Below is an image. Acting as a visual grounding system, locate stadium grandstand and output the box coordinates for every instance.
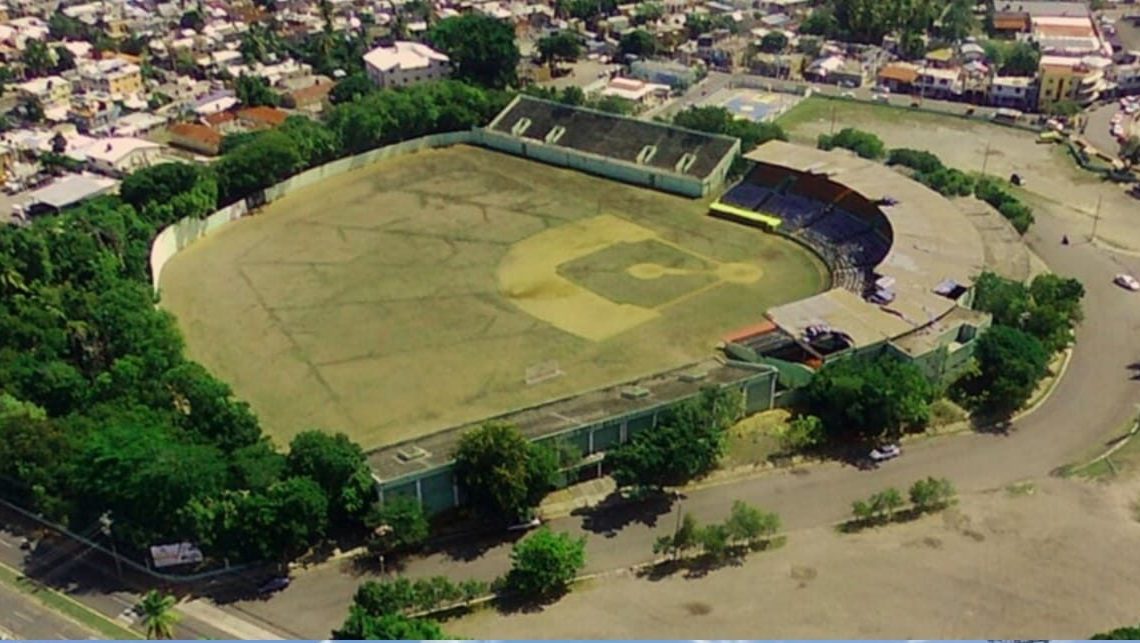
[480,95,739,197]
[715,140,991,387]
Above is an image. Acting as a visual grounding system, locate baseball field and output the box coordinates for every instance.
[158,145,828,451]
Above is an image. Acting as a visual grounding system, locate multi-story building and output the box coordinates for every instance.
[1037,54,1107,109]
[78,59,144,98]
[363,41,450,89]
[69,95,122,134]
[17,75,72,109]
[916,67,963,99]
[988,76,1036,109]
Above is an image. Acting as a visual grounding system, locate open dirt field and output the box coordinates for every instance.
[159,145,826,450]
[450,476,1140,638]
[778,98,1140,254]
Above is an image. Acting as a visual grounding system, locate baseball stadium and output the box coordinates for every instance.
[154,95,991,514]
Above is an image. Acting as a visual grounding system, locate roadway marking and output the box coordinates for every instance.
[11,611,32,623]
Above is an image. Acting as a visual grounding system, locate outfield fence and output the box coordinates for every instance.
[149,130,480,292]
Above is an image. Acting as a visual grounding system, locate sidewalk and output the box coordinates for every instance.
[178,599,288,640]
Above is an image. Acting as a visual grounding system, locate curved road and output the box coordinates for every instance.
[242,201,1140,638]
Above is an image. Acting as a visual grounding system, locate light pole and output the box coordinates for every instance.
[1091,192,1103,241]
[99,512,122,578]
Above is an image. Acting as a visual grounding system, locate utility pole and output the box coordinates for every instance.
[830,103,836,135]
[1091,192,1102,241]
[980,140,992,176]
[99,512,122,578]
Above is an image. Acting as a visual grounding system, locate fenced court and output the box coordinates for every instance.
[158,145,827,451]
[705,88,801,123]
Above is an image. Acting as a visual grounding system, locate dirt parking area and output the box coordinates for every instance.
[450,476,1140,638]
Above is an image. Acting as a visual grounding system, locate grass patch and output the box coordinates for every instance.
[929,398,967,428]
[1067,424,1140,481]
[722,409,787,467]
[1005,481,1036,496]
[0,562,141,640]
[776,96,957,137]
[557,239,717,308]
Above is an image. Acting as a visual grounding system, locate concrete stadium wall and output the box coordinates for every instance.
[377,367,779,515]
[148,130,479,292]
[476,129,711,198]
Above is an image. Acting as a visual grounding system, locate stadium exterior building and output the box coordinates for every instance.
[366,104,992,514]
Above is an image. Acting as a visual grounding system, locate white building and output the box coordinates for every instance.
[79,137,164,177]
[363,41,450,89]
[988,76,1035,107]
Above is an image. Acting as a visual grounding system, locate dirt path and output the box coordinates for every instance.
[450,477,1140,639]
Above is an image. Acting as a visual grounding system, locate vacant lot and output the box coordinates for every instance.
[777,97,1140,253]
[160,145,826,450]
[450,475,1140,638]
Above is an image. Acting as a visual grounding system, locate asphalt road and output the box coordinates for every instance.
[239,195,1140,638]
[0,575,98,640]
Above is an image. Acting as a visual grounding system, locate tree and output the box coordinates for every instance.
[938,0,977,43]
[799,8,838,37]
[672,105,787,150]
[52,46,75,73]
[334,608,448,640]
[723,500,780,547]
[180,9,205,31]
[214,130,305,204]
[697,523,730,560]
[635,1,664,24]
[981,40,1006,69]
[607,388,741,491]
[235,74,280,107]
[619,29,657,58]
[817,127,885,159]
[779,414,825,452]
[1093,626,1140,640]
[137,590,180,639]
[1002,41,1040,76]
[537,31,582,69]
[365,495,429,555]
[958,325,1049,415]
[506,527,586,597]
[119,162,218,226]
[287,430,374,523]
[887,148,944,174]
[330,72,373,104]
[453,422,559,521]
[870,487,904,521]
[654,512,700,560]
[428,14,519,89]
[898,30,927,60]
[21,40,53,78]
[803,354,935,441]
[759,31,788,53]
[1047,99,1081,118]
[908,476,955,511]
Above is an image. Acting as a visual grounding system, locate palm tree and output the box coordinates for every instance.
[136,590,180,640]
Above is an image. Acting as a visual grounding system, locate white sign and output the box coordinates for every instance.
[149,542,204,568]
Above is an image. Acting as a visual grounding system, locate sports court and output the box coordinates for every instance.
[158,145,827,450]
[706,88,801,122]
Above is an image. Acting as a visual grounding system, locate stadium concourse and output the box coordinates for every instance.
[715,140,991,386]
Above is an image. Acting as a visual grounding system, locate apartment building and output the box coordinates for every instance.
[363,41,450,88]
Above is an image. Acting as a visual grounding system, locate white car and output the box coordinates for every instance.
[841,90,856,98]
[1114,273,1140,291]
[869,444,902,462]
[507,516,542,531]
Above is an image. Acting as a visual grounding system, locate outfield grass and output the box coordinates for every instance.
[0,562,141,640]
[160,145,828,451]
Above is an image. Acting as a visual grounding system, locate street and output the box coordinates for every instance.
[0,572,98,640]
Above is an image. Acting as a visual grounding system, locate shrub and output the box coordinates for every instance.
[886,148,944,174]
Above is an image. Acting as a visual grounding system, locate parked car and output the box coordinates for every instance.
[507,516,543,531]
[869,444,902,462]
[258,576,291,595]
[1114,273,1140,291]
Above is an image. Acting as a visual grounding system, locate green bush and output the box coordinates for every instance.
[817,128,885,159]
[886,148,944,174]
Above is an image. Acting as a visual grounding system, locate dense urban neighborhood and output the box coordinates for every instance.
[1,0,1140,639]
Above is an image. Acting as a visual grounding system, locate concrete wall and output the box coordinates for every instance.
[476,129,712,198]
[149,130,478,292]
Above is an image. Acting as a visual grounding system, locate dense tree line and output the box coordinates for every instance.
[953,271,1084,415]
[0,77,513,566]
[802,354,936,443]
[887,147,975,196]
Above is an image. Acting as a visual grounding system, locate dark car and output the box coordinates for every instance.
[258,576,291,595]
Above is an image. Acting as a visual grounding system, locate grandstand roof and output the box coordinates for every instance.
[487,95,739,181]
[745,141,987,347]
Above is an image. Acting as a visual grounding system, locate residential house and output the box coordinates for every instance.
[111,112,168,138]
[236,106,289,130]
[68,96,121,134]
[1030,15,1110,58]
[805,55,865,87]
[916,67,963,99]
[1114,62,1140,96]
[362,41,450,88]
[283,80,335,111]
[876,62,920,93]
[988,75,1036,108]
[749,52,800,79]
[82,137,163,176]
[169,123,222,156]
[1037,54,1107,109]
[17,76,72,110]
[923,48,955,69]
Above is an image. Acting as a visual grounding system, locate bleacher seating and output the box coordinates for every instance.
[806,210,870,243]
[761,193,820,229]
[721,183,772,210]
[491,96,737,179]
